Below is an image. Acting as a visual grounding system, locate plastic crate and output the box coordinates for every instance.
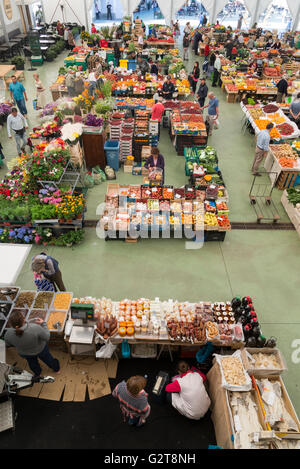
[131,343,157,358]
[104,140,120,171]
[128,59,136,71]
[119,59,128,69]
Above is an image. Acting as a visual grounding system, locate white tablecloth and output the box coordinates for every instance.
[0,244,32,286]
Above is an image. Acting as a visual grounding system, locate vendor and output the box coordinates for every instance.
[151,97,165,139]
[289,93,300,128]
[144,147,165,182]
[276,75,288,103]
[165,361,211,420]
[149,59,159,77]
[247,37,254,50]
[162,75,176,100]
[137,55,150,76]
[272,37,281,49]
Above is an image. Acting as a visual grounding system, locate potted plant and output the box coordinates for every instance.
[45,49,56,62]
[11,56,25,70]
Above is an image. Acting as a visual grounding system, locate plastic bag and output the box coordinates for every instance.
[214,119,219,130]
[33,99,37,110]
[83,172,94,188]
[92,169,102,185]
[96,339,117,358]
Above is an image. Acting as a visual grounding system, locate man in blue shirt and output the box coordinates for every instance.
[9,75,28,117]
[252,123,274,176]
[200,92,219,136]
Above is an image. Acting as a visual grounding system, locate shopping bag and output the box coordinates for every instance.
[96,339,117,358]
[33,98,37,110]
[214,119,220,130]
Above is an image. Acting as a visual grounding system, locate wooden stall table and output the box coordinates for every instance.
[145,41,175,49]
[0,64,16,90]
[264,147,300,189]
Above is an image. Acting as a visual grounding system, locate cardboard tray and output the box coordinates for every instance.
[241,347,287,376]
[253,374,300,439]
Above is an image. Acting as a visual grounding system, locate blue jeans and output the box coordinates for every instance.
[16,98,28,116]
[21,343,60,377]
[13,131,27,154]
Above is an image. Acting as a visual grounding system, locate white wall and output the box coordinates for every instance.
[0,0,23,36]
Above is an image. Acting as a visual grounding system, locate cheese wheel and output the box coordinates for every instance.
[119,327,126,337]
[126,327,134,336]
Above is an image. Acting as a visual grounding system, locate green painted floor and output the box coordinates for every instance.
[1,43,300,415]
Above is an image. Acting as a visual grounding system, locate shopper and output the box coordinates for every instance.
[74,105,83,123]
[151,97,165,138]
[276,75,288,103]
[107,2,112,20]
[112,375,150,427]
[272,38,281,49]
[4,310,60,379]
[165,361,210,420]
[114,43,121,67]
[64,26,69,49]
[31,253,66,292]
[225,39,234,59]
[190,61,200,94]
[144,147,165,182]
[149,60,159,77]
[7,107,28,156]
[184,22,192,36]
[88,69,98,98]
[162,75,175,100]
[9,75,28,117]
[247,37,254,50]
[183,33,190,61]
[137,55,150,76]
[237,33,244,45]
[33,73,46,110]
[65,70,76,97]
[68,28,76,50]
[204,42,210,59]
[252,123,274,176]
[202,15,207,26]
[197,78,208,108]
[200,92,219,137]
[56,20,64,36]
[237,14,243,30]
[91,23,97,34]
[212,52,221,87]
[289,93,300,128]
[193,29,202,56]
[34,272,55,292]
[74,72,85,96]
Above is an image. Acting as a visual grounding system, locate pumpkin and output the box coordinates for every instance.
[119,327,126,337]
[126,327,134,336]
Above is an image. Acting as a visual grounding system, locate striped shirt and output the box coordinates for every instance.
[112,381,151,424]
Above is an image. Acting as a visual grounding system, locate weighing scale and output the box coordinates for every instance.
[68,303,96,345]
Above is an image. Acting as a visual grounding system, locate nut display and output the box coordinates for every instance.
[0,287,19,302]
[33,292,54,309]
[15,292,36,308]
[47,311,67,330]
[28,309,48,321]
[206,321,219,339]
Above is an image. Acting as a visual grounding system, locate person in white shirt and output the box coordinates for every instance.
[212,52,222,87]
[238,33,244,45]
[88,70,97,97]
[7,107,28,156]
[184,22,192,36]
[165,361,211,420]
[138,34,144,49]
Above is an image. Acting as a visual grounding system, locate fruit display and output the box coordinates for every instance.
[52,292,72,311]
[278,157,294,168]
[277,123,295,136]
[270,144,298,160]
[263,104,279,114]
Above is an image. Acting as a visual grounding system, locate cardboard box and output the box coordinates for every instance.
[242,348,287,376]
[253,375,300,440]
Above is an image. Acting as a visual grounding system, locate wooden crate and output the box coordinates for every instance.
[276,171,299,190]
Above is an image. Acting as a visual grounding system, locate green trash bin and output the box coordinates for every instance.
[106,53,116,66]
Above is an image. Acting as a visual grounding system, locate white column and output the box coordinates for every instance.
[292,4,300,32]
[251,0,259,27]
[0,2,9,41]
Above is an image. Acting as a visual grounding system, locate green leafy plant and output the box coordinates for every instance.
[99,81,112,99]
[51,229,85,246]
[31,204,57,220]
[11,56,25,69]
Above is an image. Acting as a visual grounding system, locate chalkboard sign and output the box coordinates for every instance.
[28,32,41,56]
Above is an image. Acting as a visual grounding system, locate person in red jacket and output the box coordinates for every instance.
[204,43,210,59]
[91,23,97,34]
[165,361,211,420]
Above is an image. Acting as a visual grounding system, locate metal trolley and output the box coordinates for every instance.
[249,171,280,223]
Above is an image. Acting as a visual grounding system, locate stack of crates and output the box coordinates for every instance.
[120,120,134,161]
[109,118,122,140]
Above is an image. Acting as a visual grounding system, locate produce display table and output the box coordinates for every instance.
[0,244,32,286]
[146,41,175,49]
[0,65,16,90]
[264,146,300,188]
